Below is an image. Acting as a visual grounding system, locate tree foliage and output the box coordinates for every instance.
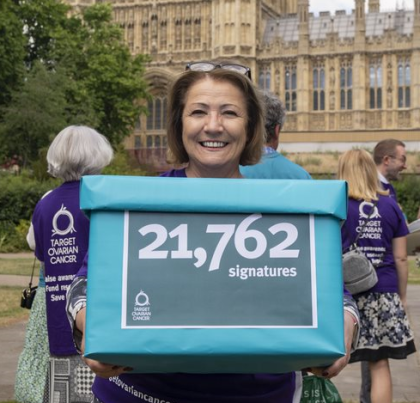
[0,0,25,107]
[0,0,149,166]
[0,62,69,166]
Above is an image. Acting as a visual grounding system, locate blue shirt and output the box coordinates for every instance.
[240,150,311,180]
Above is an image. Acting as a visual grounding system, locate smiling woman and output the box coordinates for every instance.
[66,62,360,403]
[166,67,265,177]
[181,77,248,178]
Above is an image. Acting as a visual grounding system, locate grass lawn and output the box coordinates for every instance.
[0,286,30,327]
[0,255,38,277]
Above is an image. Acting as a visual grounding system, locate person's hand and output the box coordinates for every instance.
[76,307,133,378]
[305,311,356,379]
[83,357,133,378]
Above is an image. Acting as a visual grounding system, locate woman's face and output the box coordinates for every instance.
[182,77,248,178]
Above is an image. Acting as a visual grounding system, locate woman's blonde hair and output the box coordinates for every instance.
[337,149,388,201]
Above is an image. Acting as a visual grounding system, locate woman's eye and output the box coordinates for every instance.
[190,109,206,116]
[223,110,238,117]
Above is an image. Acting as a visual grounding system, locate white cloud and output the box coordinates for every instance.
[310,0,414,15]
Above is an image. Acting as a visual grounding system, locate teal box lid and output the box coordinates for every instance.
[82,175,348,373]
[80,175,347,218]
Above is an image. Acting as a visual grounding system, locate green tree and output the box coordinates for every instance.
[17,0,70,67]
[0,0,25,108]
[57,4,150,145]
[0,1,149,165]
[0,62,69,166]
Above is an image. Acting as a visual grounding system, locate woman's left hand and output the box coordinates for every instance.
[306,311,356,379]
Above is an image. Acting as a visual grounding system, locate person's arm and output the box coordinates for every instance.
[26,222,36,250]
[393,236,408,307]
[307,293,359,379]
[66,275,132,378]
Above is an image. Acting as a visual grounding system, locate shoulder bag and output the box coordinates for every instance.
[20,257,38,309]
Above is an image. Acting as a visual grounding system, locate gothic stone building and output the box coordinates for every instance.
[67,0,420,170]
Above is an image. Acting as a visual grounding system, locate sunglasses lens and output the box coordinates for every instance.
[186,62,251,79]
[187,62,216,72]
[222,64,248,74]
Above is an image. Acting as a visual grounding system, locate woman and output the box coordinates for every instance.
[67,63,359,402]
[15,228,50,403]
[338,149,416,403]
[29,125,113,403]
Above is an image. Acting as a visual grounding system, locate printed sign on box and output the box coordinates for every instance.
[123,212,315,328]
[81,175,347,374]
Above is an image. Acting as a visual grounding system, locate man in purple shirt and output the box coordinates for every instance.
[361,139,407,403]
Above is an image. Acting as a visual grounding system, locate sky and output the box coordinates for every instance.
[310,0,414,15]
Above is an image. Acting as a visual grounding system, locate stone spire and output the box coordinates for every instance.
[297,0,309,53]
[368,0,380,13]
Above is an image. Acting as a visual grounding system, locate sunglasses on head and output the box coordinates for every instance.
[185,61,252,80]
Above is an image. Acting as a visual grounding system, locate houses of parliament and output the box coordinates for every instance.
[66,0,420,168]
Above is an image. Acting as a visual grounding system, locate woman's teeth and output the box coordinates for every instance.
[201,141,226,148]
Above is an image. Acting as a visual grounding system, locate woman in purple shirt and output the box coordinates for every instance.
[67,62,359,403]
[31,125,113,403]
[338,149,416,403]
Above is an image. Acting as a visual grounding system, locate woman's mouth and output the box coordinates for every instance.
[201,141,227,148]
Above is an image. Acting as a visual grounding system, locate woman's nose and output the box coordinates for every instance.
[204,112,222,132]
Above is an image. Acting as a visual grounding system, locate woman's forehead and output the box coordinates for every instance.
[185,77,246,104]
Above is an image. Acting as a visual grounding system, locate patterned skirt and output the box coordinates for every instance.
[349,292,416,363]
[46,354,95,403]
[15,286,49,403]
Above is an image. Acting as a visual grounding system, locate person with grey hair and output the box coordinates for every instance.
[17,125,113,403]
[240,90,311,179]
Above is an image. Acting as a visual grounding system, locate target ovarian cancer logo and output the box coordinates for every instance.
[48,204,79,264]
[132,290,151,321]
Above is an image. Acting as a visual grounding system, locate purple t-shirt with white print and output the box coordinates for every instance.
[32,181,89,355]
[341,195,408,293]
[83,168,300,403]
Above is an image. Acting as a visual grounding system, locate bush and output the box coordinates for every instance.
[393,175,420,223]
[0,170,58,224]
[102,146,151,176]
[0,170,58,251]
[0,219,31,252]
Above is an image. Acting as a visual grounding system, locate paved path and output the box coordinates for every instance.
[1,274,419,402]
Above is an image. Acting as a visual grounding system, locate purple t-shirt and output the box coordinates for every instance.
[380,181,398,202]
[87,168,300,403]
[341,195,409,293]
[33,181,89,355]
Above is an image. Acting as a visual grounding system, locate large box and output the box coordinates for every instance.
[81,175,348,374]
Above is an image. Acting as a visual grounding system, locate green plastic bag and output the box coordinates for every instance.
[300,375,343,403]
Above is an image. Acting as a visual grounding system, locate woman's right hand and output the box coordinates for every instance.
[77,307,133,378]
[83,357,132,378]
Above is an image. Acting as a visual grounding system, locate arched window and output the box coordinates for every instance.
[398,57,411,108]
[146,96,168,131]
[340,61,353,110]
[285,64,297,112]
[312,62,325,111]
[258,65,271,90]
[369,59,382,109]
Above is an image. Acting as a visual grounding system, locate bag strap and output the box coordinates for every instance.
[28,256,37,289]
